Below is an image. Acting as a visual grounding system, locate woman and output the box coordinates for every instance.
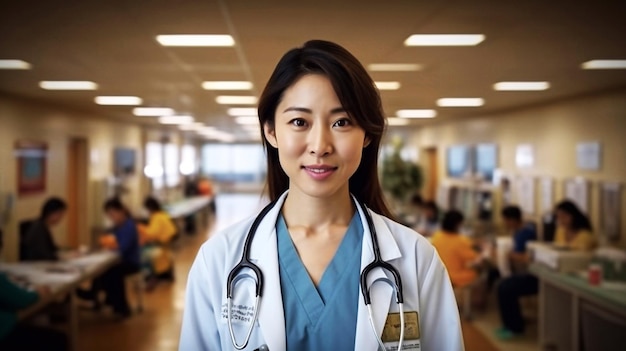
[79,198,140,318]
[138,196,177,287]
[553,200,596,250]
[21,197,67,261]
[180,40,462,350]
[431,210,479,288]
[414,200,440,237]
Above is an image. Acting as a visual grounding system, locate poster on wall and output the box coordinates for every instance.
[515,176,535,215]
[515,144,534,168]
[540,177,554,213]
[576,141,601,170]
[15,140,48,196]
[602,182,621,242]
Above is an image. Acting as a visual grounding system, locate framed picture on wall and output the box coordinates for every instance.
[15,140,48,196]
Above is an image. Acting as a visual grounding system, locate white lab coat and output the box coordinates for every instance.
[179,192,464,351]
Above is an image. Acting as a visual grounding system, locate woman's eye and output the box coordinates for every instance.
[333,118,351,128]
[289,118,307,127]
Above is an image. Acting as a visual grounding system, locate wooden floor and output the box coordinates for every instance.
[77,193,498,351]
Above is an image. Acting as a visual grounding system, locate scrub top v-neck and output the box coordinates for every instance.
[276,212,363,350]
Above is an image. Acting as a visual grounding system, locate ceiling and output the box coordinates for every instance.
[0,0,625,141]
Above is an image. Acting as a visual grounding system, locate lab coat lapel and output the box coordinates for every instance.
[354,204,402,351]
[250,192,288,351]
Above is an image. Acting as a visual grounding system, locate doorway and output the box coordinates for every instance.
[424,147,438,201]
[67,138,88,248]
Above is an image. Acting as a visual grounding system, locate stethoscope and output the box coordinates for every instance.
[226,199,405,351]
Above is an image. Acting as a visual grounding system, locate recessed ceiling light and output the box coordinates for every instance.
[437,98,484,107]
[159,115,195,125]
[216,95,258,105]
[235,116,260,125]
[404,34,485,46]
[396,109,437,118]
[39,81,98,90]
[133,107,175,116]
[0,59,32,69]
[493,81,550,91]
[368,63,422,72]
[581,59,626,70]
[156,34,235,47]
[387,117,411,126]
[202,81,253,90]
[374,81,401,90]
[95,96,143,105]
[227,107,258,116]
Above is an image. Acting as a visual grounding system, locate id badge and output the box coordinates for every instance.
[382,311,421,351]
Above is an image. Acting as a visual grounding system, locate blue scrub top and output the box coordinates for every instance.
[277,212,363,350]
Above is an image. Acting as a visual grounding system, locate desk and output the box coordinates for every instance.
[165,196,213,220]
[530,263,626,351]
[0,251,120,351]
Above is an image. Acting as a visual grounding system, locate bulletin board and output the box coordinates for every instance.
[514,175,535,215]
[564,178,590,214]
[15,140,48,196]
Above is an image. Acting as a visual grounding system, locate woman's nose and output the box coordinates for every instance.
[308,125,333,157]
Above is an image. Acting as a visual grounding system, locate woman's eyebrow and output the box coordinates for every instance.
[282,106,346,114]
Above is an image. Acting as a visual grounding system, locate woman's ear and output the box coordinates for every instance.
[363,135,372,148]
[264,123,278,148]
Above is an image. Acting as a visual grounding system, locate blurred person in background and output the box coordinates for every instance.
[431,210,479,288]
[21,197,67,261]
[78,198,140,318]
[553,200,595,250]
[415,200,439,237]
[0,230,67,351]
[138,196,177,290]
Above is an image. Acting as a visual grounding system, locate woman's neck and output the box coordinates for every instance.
[282,186,354,232]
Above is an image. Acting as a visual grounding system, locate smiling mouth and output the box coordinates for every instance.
[302,165,338,173]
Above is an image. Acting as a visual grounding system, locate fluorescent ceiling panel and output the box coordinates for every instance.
[374,81,401,90]
[133,107,175,116]
[437,98,484,107]
[396,109,437,118]
[156,34,234,47]
[404,34,485,46]
[95,96,143,105]
[39,81,98,90]
[216,95,258,105]
[581,59,626,69]
[387,117,410,126]
[202,81,253,90]
[0,59,31,69]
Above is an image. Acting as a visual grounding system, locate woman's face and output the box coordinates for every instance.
[265,74,369,200]
[105,208,126,226]
[555,209,572,228]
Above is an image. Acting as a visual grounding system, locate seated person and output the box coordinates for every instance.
[79,198,140,318]
[496,200,595,339]
[21,197,67,261]
[414,200,440,237]
[0,239,67,351]
[431,210,478,288]
[138,197,177,287]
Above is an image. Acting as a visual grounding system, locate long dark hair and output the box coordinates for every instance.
[555,200,592,232]
[257,40,392,218]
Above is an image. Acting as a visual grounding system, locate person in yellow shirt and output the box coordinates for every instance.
[137,197,177,290]
[431,210,478,288]
[553,200,596,251]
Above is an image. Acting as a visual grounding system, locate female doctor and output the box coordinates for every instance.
[179,40,464,351]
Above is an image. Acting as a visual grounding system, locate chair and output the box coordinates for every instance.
[19,219,36,261]
[125,272,145,313]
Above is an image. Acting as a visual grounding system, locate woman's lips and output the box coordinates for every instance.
[302,165,338,180]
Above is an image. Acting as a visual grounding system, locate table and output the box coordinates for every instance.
[165,195,213,220]
[0,251,120,351]
[530,263,626,351]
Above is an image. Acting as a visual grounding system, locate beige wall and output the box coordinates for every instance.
[0,95,144,261]
[405,88,626,248]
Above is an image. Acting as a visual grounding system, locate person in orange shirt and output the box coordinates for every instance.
[431,210,478,288]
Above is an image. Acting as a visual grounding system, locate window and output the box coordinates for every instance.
[145,142,164,189]
[201,143,265,182]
